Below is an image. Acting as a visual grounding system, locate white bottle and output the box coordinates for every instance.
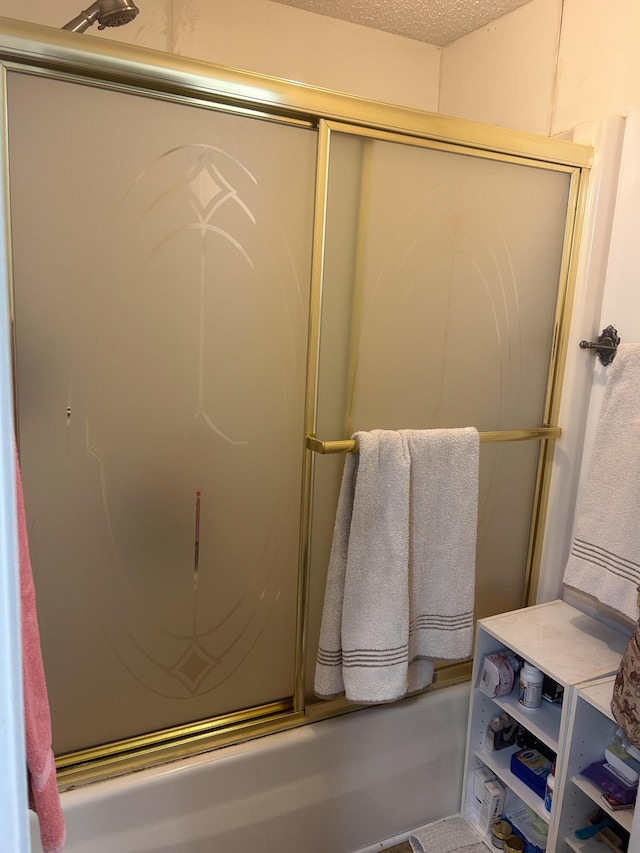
[544,762,555,812]
[519,661,543,709]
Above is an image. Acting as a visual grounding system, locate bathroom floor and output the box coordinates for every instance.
[384,844,412,852]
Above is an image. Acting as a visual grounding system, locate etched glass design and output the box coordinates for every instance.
[8,72,316,753]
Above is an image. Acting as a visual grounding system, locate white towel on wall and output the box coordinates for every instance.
[563,343,640,621]
[314,427,479,704]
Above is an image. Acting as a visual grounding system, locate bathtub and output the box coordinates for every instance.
[31,683,470,853]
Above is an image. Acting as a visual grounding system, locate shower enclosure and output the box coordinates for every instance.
[1,20,591,787]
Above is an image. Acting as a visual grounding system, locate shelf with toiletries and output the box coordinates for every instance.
[466,785,550,852]
[556,675,635,852]
[467,683,558,824]
[462,600,628,852]
[471,742,551,824]
[491,689,563,753]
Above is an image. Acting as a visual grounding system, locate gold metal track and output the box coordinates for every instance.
[306,426,562,455]
[0,17,592,168]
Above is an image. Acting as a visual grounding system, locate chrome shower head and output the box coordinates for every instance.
[62,0,140,33]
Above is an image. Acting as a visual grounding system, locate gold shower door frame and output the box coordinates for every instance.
[301,118,586,712]
[0,19,592,788]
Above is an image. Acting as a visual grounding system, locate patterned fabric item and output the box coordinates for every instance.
[611,589,640,749]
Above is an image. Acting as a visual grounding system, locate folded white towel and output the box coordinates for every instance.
[564,343,640,621]
[409,817,486,853]
[315,427,479,704]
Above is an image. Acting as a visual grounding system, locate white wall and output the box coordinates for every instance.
[172,0,440,110]
[0,0,441,111]
[439,0,562,134]
[553,0,640,348]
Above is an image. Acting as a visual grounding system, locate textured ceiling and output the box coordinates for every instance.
[269,0,534,45]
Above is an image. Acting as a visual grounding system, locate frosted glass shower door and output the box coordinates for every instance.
[8,72,316,754]
[306,125,576,683]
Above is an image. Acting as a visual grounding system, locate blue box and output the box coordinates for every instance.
[510,748,552,798]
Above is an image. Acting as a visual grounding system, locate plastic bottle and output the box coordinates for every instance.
[544,761,555,812]
[519,661,544,709]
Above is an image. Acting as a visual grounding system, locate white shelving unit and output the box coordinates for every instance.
[558,675,634,851]
[462,600,629,852]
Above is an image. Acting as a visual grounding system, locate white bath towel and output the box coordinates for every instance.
[564,343,640,621]
[409,817,486,853]
[315,430,411,703]
[314,427,479,704]
[314,445,360,700]
[402,428,479,675]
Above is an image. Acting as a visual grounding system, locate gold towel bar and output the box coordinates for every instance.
[306,427,562,455]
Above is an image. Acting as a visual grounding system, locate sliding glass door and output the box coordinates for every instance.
[8,70,317,754]
[304,123,577,691]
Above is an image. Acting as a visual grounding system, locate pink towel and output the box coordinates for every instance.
[16,448,66,852]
